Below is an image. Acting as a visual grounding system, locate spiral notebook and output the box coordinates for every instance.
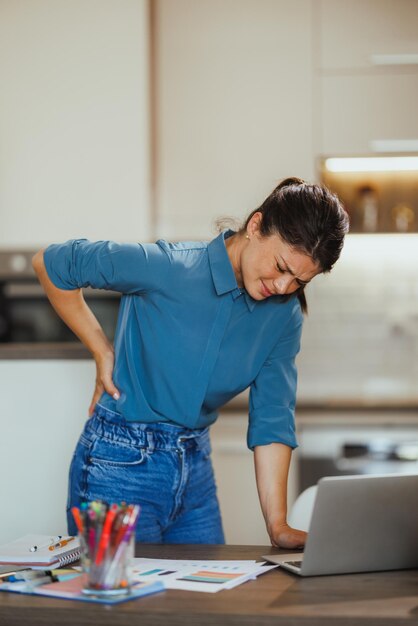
[0,535,80,567]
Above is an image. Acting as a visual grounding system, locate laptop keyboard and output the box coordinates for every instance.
[286,561,303,568]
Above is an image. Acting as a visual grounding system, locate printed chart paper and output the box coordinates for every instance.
[131,558,277,593]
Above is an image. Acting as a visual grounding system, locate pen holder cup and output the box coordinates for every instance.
[72,501,140,598]
[80,534,135,597]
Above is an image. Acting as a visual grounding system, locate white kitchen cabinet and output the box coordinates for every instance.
[321,73,418,155]
[318,0,418,155]
[0,0,151,247]
[320,0,418,71]
[0,360,95,544]
[155,0,315,240]
[210,412,299,545]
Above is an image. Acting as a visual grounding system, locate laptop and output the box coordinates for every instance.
[264,473,418,576]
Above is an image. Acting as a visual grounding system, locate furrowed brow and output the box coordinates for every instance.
[280,256,310,286]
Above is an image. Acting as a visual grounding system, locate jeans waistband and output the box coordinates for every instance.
[88,403,210,451]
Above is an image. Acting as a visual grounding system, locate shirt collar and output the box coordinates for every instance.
[207,230,256,312]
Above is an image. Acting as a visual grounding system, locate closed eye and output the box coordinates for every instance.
[277,263,306,286]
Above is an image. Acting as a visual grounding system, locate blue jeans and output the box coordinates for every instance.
[66,404,225,544]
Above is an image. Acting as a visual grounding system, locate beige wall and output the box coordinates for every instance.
[0,0,150,247]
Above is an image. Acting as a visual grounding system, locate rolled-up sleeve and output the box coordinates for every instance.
[43,239,171,294]
[247,304,303,450]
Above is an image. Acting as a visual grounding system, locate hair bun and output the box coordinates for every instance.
[275,177,305,191]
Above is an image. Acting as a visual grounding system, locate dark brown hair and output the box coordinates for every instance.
[242,177,349,312]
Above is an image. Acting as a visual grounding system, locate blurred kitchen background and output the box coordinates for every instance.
[1,0,418,544]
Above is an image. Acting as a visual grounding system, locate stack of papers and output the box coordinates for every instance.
[131,558,277,593]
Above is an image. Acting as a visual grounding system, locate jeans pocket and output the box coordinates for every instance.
[89,437,147,467]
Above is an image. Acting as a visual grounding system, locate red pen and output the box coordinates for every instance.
[113,505,134,551]
[95,504,119,565]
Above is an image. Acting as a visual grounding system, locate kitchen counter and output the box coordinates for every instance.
[294,409,418,426]
[0,343,90,359]
[225,392,418,413]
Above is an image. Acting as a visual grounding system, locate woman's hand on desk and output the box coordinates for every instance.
[268,522,307,550]
[88,349,120,416]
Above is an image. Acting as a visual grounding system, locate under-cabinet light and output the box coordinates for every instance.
[325,157,418,173]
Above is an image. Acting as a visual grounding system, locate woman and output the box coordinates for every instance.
[33,177,348,548]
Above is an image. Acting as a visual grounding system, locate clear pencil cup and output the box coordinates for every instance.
[80,533,135,597]
[71,502,140,598]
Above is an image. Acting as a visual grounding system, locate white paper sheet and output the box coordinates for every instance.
[131,557,277,593]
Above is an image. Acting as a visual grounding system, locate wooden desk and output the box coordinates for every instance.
[1,544,418,626]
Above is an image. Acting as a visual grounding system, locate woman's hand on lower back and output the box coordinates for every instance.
[269,522,307,550]
[88,349,120,416]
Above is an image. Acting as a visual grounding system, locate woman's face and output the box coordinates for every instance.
[240,213,321,301]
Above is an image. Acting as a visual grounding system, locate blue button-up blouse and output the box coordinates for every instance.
[44,230,303,449]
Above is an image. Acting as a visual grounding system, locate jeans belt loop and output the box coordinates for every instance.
[195,428,208,451]
[146,430,155,454]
